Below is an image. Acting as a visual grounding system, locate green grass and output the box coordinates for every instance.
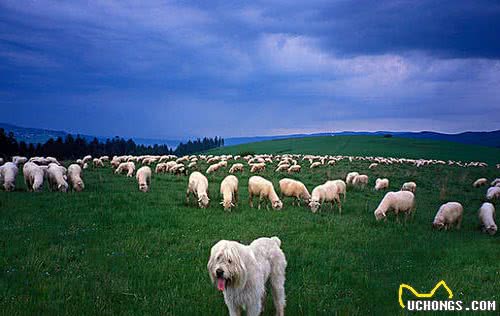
[1,137,500,315]
[209,136,500,165]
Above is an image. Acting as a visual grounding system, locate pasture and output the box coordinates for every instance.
[1,137,500,315]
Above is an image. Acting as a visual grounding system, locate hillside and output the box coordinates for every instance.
[208,135,500,165]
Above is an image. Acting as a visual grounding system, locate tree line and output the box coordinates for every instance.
[0,128,223,160]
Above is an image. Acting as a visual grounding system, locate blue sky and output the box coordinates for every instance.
[1,0,499,139]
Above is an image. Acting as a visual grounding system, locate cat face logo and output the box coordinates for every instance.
[398,280,454,308]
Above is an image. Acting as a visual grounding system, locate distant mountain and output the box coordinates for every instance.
[0,123,181,149]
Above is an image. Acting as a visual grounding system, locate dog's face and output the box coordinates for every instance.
[198,194,210,208]
[272,200,283,210]
[207,241,247,291]
[308,200,320,213]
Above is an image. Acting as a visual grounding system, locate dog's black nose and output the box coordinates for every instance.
[216,269,224,277]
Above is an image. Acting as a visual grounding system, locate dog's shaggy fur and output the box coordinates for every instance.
[207,237,287,316]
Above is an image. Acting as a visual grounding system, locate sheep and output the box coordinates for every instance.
[374,178,389,191]
[346,172,359,185]
[155,163,167,173]
[83,163,89,169]
[12,156,28,165]
[188,161,197,169]
[287,165,301,173]
[275,164,290,172]
[206,163,221,174]
[308,181,342,214]
[401,181,417,193]
[229,163,244,174]
[490,178,500,186]
[473,178,488,188]
[248,176,283,210]
[93,158,104,167]
[47,164,68,192]
[0,162,18,192]
[82,155,92,163]
[329,179,346,202]
[352,174,369,188]
[279,178,311,206]
[250,163,266,173]
[115,162,135,177]
[23,162,44,192]
[100,156,109,162]
[368,163,378,169]
[486,186,500,200]
[374,191,415,222]
[310,162,322,169]
[432,202,463,230]
[478,202,497,235]
[136,166,152,192]
[186,171,210,208]
[220,175,239,211]
[67,164,85,192]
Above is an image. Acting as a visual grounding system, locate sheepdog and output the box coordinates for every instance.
[207,236,287,316]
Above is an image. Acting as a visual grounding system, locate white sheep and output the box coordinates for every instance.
[250,163,266,173]
[229,163,244,173]
[12,156,28,165]
[478,202,497,235]
[308,181,342,214]
[401,181,417,193]
[275,164,290,172]
[279,178,311,206]
[346,172,359,185]
[0,162,18,192]
[23,162,44,192]
[220,175,239,211]
[368,163,378,169]
[136,166,152,192]
[472,178,488,187]
[486,186,500,200]
[374,178,389,191]
[374,191,415,222]
[310,162,321,169]
[186,171,210,208]
[287,165,301,173]
[352,174,369,187]
[93,158,104,167]
[328,179,346,202]
[490,178,500,186]
[206,163,221,174]
[68,164,85,192]
[115,162,135,177]
[432,202,463,230]
[47,164,68,192]
[248,176,283,210]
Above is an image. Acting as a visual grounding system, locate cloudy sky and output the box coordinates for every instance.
[1,0,499,139]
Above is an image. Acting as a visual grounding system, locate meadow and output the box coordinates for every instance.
[1,136,499,315]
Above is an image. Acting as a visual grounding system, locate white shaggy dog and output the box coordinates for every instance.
[207,237,287,316]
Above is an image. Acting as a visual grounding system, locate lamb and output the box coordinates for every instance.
[47,164,68,192]
[186,171,210,208]
[115,162,135,177]
[220,175,239,211]
[374,178,389,191]
[279,178,311,206]
[308,181,342,214]
[352,174,369,187]
[401,181,417,193]
[229,163,244,173]
[287,165,301,173]
[345,172,359,185]
[23,162,44,192]
[248,176,283,210]
[473,178,488,187]
[486,186,500,200]
[374,191,415,222]
[432,202,463,230]
[136,166,152,192]
[0,162,18,191]
[67,164,85,192]
[250,163,266,173]
[478,202,497,235]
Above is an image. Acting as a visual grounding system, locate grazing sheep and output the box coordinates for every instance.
[346,172,359,185]
[229,163,244,174]
[310,162,321,169]
[279,178,311,206]
[115,162,135,177]
[23,162,44,192]
[368,163,378,169]
[93,158,104,167]
[220,175,239,211]
[248,176,283,210]
[490,178,500,186]
[287,165,301,173]
[374,191,415,222]
[250,163,266,173]
[155,163,167,173]
[47,164,68,192]
[275,164,290,172]
[375,178,389,191]
[308,181,342,214]
[100,156,109,162]
[136,166,152,192]
[432,202,463,230]
[186,171,210,208]
[401,181,417,193]
[329,179,347,202]
[83,163,89,170]
[188,161,197,169]
[352,174,369,188]
[206,163,221,174]
[486,186,500,200]
[473,178,488,187]
[478,202,497,235]
[67,164,85,192]
[82,155,92,163]
[0,162,18,192]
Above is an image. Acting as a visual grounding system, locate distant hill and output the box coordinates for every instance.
[0,123,181,149]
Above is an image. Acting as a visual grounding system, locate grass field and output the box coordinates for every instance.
[1,136,500,315]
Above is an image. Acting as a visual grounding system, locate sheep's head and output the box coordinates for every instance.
[3,182,15,192]
[432,222,445,230]
[308,200,321,213]
[58,182,68,193]
[139,183,149,193]
[220,200,234,211]
[272,199,283,210]
[198,194,210,208]
[486,224,497,235]
[374,208,386,221]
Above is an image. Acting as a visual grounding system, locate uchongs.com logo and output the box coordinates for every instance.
[398,280,496,312]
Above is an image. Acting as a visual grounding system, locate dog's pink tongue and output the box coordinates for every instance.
[217,278,225,291]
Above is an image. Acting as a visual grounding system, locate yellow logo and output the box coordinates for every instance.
[398,280,454,308]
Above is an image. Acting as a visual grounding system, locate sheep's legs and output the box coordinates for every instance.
[249,193,254,208]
